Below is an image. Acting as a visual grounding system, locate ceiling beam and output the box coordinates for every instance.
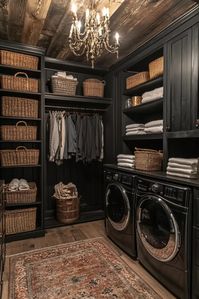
[0,0,9,40]
[8,0,27,42]
[22,0,52,45]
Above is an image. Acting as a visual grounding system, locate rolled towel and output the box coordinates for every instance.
[8,178,20,191]
[117,158,135,164]
[19,179,30,191]
[118,162,134,168]
[126,124,145,129]
[168,162,198,171]
[166,171,198,179]
[144,126,163,134]
[117,154,135,159]
[145,120,163,128]
[167,166,198,175]
[168,158,199,166]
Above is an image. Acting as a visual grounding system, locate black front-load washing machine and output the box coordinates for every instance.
[136,177,192,299]
[104,168,136,258]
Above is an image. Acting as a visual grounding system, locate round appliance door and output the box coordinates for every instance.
[137,195,180,262]
[106,183,130,231]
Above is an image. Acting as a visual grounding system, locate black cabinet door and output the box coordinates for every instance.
[166,27,199,132]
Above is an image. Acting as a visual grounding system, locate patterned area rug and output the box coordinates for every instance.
[9,237,161,299]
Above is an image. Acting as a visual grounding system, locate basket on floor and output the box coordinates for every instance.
[51,76,78,95]
[83,78,105,97]
[1,72,39,92]
[0,50,39,70]
[135,148,163,171]
[1,121,37,141]
[1,96,39,118]
[0,146,39,167]
[56,196,80,224]
[126,71,149,89]
[4,182,37,204]
[149,56,164,79]
[4,208,37,235]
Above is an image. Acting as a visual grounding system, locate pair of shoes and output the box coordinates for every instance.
[8,178,30,191]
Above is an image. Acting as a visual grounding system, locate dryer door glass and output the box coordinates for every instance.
[137,195,180,262]
[106,183,130,231]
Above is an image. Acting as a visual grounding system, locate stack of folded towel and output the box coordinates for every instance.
[117,154,135,168]
[8,178,30,191]
[142,87,163,104]
[144,119,163,134]
[125,124,145,135]
[167,158,199,179]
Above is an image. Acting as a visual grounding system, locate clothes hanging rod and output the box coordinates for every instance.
[45,105,107,112]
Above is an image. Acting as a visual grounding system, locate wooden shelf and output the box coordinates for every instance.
[0,64,41,76]
[0,140,41,143]
[166,130,199,138]
[124,76,163,96]
[123,134,163,141]
[0,89,41,97]
[123,98,163,115]
[0,116,41,121]
[6,201,42,208]
[0,164,41,168]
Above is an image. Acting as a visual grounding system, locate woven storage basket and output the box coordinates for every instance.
[1,72,39,92]
[56,196,80,224]
[126,72,149,89]
[51,76,78,95]
[0,146,39,167]
[4,208,37,235]
[2,96,38,118]
[135,148,163,171]
[0,50,39,70]
[4,182,37,204]
[149,56,164,79]
[83,78,105,97]
[1,121,37,141]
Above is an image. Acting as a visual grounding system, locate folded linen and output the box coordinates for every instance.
[144,126,163,134]
[167,166,198,175]
[145,120,163,128]
[117,158,135,164]
[167,162,198,171]
[142,87,163,98]
[8,178,20,191]
[118,162,134,168]
[19,179,30,191]
[142,95,163,104]
[117,154,135,159]
[126,124,145,129]
[168,158,199,166]
[126,128,145,132]
[166,171,198,179]
[126,131,146,135]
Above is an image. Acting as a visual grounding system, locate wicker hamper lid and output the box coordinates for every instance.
[83,78,105,85]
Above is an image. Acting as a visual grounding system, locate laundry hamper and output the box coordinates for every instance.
[135,148,163,171]
[4,182,37,204]
[126,71,149,89]
[149,56,164,79]
[0,146,39,167]
[0,50,39,70]
[51,76,78,95]
[1,96,39,118]
[1,72,39,92]
[4,208,37,235]
[83,78,105,97]
[1,121,37,141]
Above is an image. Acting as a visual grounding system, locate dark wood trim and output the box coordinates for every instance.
[0,39,45,56]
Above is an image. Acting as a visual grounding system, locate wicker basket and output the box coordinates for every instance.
[149,57,164,79]
[51,76,78,95]
[1,72,39,92]
[0,50,39,70]
[2,96,39,118]
[4,208,37,235]
[135,148,163,171]
[56,196,80,224]
[83,78,105,97]
[4,182,37,204]
[1,121,37,141]
[0,146,39,167]
[126,72,149,89]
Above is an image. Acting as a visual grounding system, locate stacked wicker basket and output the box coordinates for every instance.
[0,49,40,235]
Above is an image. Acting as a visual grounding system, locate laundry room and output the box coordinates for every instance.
[0,0,199,298]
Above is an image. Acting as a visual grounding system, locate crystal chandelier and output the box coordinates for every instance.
[69,1,120,68]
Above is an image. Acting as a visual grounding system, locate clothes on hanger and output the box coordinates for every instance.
[48,111,104,164]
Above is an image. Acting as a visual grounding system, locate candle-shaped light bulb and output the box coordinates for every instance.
[115,32,119,44]
[96,13,100,25]
[99,27,102,36]
[77,20,81,32]
[71,3,77,15]
[86,8,89,21]
[106,8,109,18]
[69,24,74,38]
[102,7,106,17]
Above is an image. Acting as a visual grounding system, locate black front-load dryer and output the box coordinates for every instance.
[104,169,136,258]
[136,177,192,299]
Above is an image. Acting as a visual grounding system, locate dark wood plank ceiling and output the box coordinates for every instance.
[0,0,197,67]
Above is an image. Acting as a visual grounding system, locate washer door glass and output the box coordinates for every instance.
[106,183,130,231]
[137,195,180,262]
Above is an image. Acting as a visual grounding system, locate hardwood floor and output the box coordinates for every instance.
[2,220,175,299]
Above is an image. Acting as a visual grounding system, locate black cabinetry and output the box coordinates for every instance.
[0,181,5,298]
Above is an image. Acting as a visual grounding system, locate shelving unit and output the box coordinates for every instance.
[124,76,163,96]
[0,181,5,298]
[123,98,163,115]
[123,134,163,141]
[0,42,45,242]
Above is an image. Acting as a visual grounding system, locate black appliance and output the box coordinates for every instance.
[104,169,136,258]
[136,177,192,299]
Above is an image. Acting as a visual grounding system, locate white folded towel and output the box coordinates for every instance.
[126,128,145,132]
[118,162,134,168]
[166,171,198,179]
[144,126,163,134]
[19,179,30,191]
[8,178,20,191]
[167,166,198,175]
[117,154,135,159]
[126,131,146,135]
[142,95,163,103]
[126,124,145,129]
[117,158,135,164]
[145,120,163,128]
[168,158,199,166]
[142,87,163,98]
[167,162,198,171]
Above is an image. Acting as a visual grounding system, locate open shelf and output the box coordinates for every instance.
[0,89,41,97]
[0,116,41,121]
[0,140,41,143]
[124,76,163,96]
[6,201,42,208]
[123,98,163,115]
[123,134,163,141]
[0,164,41,168]
[0,64,41,76]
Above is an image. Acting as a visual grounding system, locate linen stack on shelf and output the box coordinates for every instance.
[144,119,163,134]
[142,87,163,103]
[125,123,145,135]
[167,158,199,179]
[117,154,135,168]
[52,72,77,81]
